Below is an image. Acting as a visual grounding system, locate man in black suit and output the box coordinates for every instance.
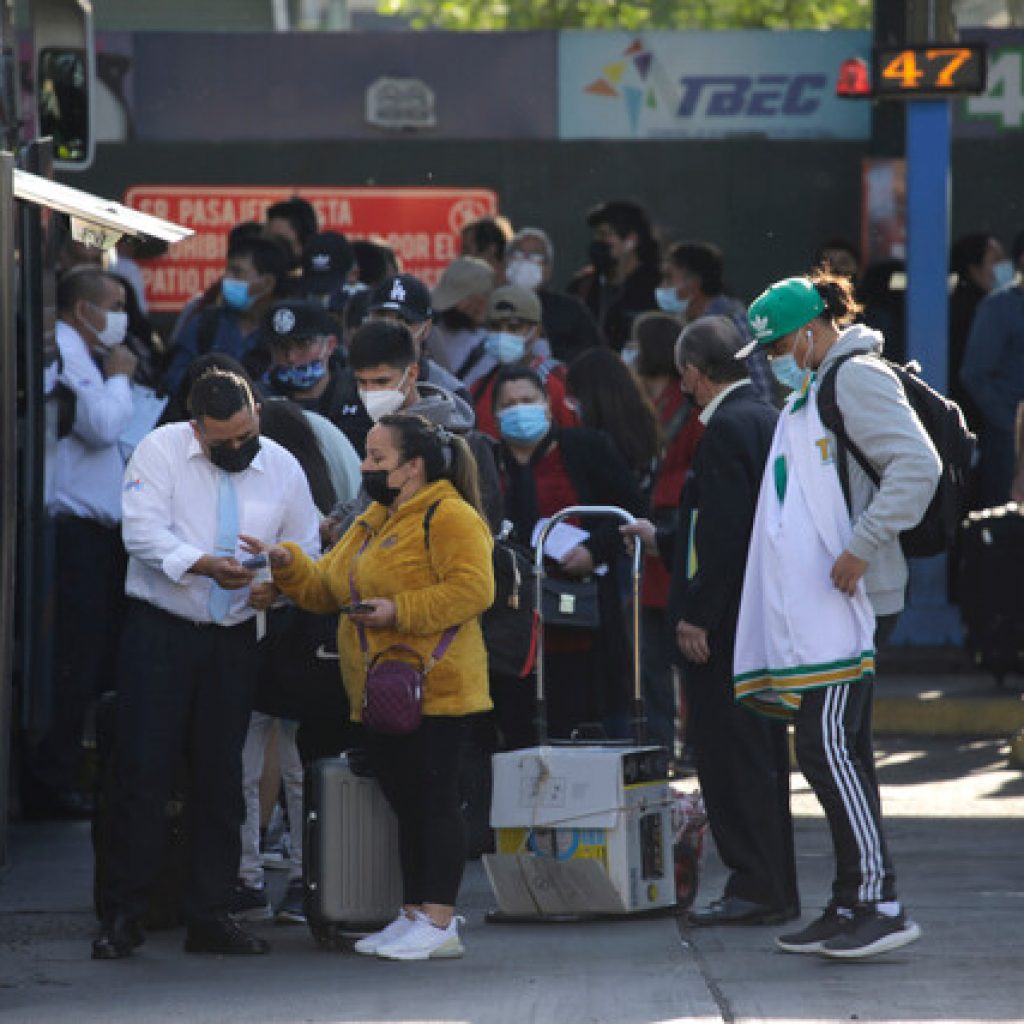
[630,315,798,925]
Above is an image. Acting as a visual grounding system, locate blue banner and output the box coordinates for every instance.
[559,30,871,140]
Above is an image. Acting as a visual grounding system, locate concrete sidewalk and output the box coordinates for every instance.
[1,734,1021,1023]
[874,647,1024,743]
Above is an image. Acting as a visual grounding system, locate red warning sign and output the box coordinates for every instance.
[123,186,499,313]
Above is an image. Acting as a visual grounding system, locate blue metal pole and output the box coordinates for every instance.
[893,98,962,646]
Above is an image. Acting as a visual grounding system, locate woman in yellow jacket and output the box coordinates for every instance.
[242,414,493,961]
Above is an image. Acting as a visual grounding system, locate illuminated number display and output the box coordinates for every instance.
[872,45,987,97]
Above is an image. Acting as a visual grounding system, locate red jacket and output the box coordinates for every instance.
[473,356,577,440]
[643,388,704,608]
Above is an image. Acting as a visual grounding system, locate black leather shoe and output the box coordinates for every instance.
[92,914,144,959]
[689,896,796,927]
[184,916,270,955]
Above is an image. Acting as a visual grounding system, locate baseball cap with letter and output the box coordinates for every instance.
[367,274,433,323]
[736,277,825,359]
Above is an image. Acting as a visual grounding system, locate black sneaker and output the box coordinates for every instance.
[776,903,852,954]
[226,881,272,922]
[275,881,306,925]
[819,906,921,959]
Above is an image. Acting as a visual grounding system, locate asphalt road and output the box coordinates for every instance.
[1,735,1021,1024]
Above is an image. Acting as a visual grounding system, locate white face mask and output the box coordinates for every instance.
[89,305,129,350]
[506,256,544,291]
[359,375,409,422]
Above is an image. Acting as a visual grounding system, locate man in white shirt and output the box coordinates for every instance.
[93,368,320,960]
[27,269,136,820]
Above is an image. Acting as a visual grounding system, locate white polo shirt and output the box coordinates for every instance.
[122,422,321,626]
[49,320,134,526]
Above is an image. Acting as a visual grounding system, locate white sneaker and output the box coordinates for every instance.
[352,912,416,956]
[375,913,465,961]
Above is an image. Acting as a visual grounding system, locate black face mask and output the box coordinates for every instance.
[362,468,402,506]
[208,435,260,474]
[588,239,615,275]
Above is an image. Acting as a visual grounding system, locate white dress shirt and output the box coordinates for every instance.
[50,320,134,526]
[122,422,321,626]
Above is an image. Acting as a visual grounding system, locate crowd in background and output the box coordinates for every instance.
[30,193,1024,962]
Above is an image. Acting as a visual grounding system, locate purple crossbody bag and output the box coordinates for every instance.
[350,533,458,736]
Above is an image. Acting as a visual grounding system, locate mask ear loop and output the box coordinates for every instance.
[801,329,815,371]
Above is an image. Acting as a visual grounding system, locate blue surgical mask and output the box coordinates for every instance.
[484,331,527,364]
[222,277,255,312]
[498,403,549,444]
[655,286,689,315]
[993,259,1016,290]
[770,354,810,392]
[269,359,328,392]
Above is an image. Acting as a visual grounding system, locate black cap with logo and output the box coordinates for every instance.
[367,274,433,324]
[302,232,354,296]
[262,299,338,348]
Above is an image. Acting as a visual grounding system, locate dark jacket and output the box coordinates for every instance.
[267,354,374,457]
[566,263,661,353]
[496,426,645,566]
[497,427,646,715]
[538,288,604,363]
[663,384,778,641]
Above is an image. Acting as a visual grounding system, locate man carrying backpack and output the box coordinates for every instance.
[732,272,940,959]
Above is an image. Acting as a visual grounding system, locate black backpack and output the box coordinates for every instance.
[423,502,536,679]
[817,353,976,558]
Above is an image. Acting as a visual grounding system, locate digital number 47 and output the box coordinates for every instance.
[882,48,972,89]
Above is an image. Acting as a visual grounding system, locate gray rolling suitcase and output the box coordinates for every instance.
[305,753,403,948]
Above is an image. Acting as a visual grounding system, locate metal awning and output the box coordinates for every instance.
[12,168,193,249]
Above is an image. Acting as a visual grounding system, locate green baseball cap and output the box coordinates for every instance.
[736,277,825,359]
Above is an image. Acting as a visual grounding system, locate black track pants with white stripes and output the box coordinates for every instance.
[794,681,896,908]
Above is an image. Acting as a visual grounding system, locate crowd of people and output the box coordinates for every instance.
[30,193,1023,965]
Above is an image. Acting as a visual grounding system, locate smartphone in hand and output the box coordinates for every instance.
[338,603,374,615]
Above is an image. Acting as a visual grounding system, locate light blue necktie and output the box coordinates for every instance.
[208,470,239,624]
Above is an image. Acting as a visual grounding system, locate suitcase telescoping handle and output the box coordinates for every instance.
[532,505,644,747]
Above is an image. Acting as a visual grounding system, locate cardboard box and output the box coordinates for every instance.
[486,745,675,916]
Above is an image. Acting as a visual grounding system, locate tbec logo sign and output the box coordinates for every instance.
[559,30,870,140]
[123,186,498,313]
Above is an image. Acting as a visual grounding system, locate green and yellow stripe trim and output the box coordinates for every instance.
[733,650,875,717]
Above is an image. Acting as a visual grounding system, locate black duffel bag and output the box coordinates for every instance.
[485,537,538,679]
[422,506,599,680]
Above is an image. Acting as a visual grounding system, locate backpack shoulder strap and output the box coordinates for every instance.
[817,353,881,514]
[455,340,487,380]
[422,499,443,549]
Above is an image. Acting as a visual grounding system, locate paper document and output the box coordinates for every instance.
[530,519,607,575]
[531,519,590,562]
[119,384,168,459]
